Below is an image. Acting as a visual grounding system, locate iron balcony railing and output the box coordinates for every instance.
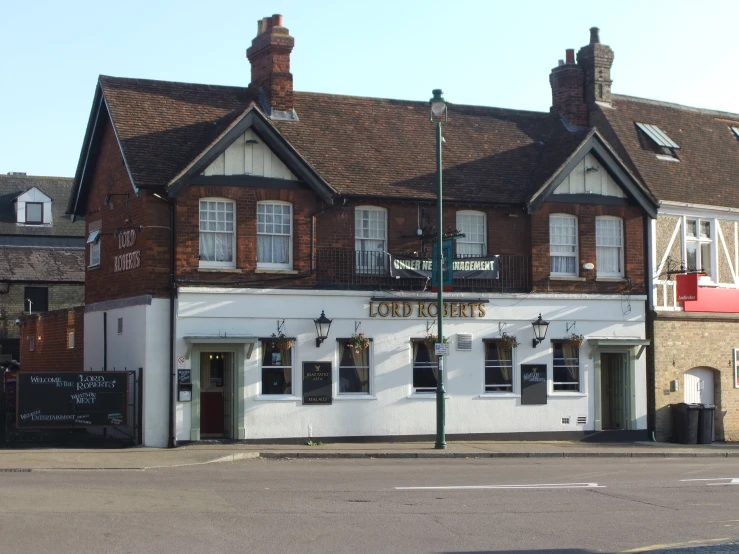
[316,249,530,292]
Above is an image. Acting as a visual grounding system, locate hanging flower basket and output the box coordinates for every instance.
[564,333,585,348]
[347,333,370,354]
[424,333,449,347]
[269,334,295,350]
[499,333,520,349]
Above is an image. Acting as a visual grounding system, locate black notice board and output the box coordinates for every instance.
[302,362,332,405]
[521,364,547,405]
[16,372,128,428]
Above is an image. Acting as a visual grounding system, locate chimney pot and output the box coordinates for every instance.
[590,27,600,44]
[272,14,283,27]
[565,49,575,64]
[558,59,564,66]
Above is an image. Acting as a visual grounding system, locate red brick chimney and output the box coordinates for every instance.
[576,27,615,106]
[549,48,588,128]
[246,14,296,119]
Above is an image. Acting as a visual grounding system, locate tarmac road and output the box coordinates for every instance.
[0,457,737,553]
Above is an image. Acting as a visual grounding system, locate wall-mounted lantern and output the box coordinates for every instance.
[314,310,333,347]
[531,314,550,348]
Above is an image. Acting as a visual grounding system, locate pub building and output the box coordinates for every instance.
[67,15,657,447]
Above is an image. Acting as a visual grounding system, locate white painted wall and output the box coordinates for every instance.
[203,128,297,180]
[171,288,647,441]
[554,153,625,197]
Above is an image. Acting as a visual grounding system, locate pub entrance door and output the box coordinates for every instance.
[600,352,628,430]
[199,352,233,438]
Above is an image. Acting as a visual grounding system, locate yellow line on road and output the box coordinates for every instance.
[621,538,731,552]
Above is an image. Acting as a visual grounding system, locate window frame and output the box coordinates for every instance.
[68,331,75,350]
[25,202,44,225]
[411,339,439,394]
[256,200,293,270]
[595,216,624,278]
[552,340,581,393]
[259,339,296,397]
[336,338,373,396]
[684,217,714,280]
[24,286,48,313]
[456,210,487,258]
[199,198,236,269]
[549,214,579,277]
[354,206,387,274]
[483,339,515,394]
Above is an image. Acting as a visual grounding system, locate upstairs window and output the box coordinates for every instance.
[257,201,292,269]
[25,203,43,224]
[456,211,487,257]
[199,199,235,268]
[596,217,624,277]
[87,228,101,268]
[355,206,387,274]
[685,218,712,279]
[550,214,578,276]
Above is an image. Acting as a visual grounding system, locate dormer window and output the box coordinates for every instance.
[636,122,680,161]
[25,203,43,224]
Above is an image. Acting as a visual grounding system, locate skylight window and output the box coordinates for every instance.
[636,123,680,149]
[731,126,739,141]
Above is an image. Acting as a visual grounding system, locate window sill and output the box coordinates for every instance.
[198,267,242,273]
[478,393,520,399]
[255,269,298,274]
[87,264,100,271]
[549,392,587,397]
[254,395,299,402]
[407,393,450,399]
[595,277,626,282]
[334,395,377,401]
[550,276,585,281]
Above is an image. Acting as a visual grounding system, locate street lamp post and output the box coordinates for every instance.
[430,89,447,449]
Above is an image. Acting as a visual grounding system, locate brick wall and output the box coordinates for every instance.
[84,120,171,304]
[531,201,646,294]
[0,283,84,340]
[650,313,739,442]
[20,306,84,371]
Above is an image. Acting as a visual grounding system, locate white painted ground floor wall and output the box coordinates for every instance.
[84,296,170,447]
[173,288,647,443]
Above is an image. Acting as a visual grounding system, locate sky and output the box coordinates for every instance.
[2,0,738,177]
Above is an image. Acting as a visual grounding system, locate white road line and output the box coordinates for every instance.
[681,477,739,486]
[395,482,604,490]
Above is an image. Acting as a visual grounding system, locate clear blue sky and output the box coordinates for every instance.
[2,0,738,177]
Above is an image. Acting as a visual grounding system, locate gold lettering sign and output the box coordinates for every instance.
[368,301,485,318]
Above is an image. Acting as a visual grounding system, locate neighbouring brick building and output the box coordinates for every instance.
[67,15,659,447]
[20,306,84,371]
[0,174,85,362]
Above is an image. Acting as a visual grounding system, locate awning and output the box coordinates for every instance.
[587,338,650,360]
[183,335,258,359]
[86,229,100,244]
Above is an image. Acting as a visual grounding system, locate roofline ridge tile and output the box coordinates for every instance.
[613,94,739,120]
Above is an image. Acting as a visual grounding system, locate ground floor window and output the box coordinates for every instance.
[553,341,580,392]
[261,340,293,395]
[484,341,513,392]
[338,341,370,394]
[413,341,438,393]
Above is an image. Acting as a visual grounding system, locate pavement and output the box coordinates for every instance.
[0,439,738,470]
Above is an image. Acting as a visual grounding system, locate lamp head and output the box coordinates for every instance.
[430,89,447,122]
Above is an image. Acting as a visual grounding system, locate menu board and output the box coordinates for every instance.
[521,364,547,405]
[16,372,128,428]
[302,362,332,405]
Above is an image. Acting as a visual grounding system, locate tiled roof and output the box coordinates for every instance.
[0,175,85,237]
[598,95,739,207]
[98,76,587,204]
[0,247,85,282]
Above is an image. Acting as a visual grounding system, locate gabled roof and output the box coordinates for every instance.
[527,129,659,217]
[0,175,84,237]
[597,95,739,207]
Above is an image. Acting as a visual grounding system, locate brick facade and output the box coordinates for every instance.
[20,306,84,371]
[648,314,739,442]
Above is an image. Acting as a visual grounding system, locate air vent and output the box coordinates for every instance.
[577,416,587,425]
[561,417,570,425]
[457,333,472,351]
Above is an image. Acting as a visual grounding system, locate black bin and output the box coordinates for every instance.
[697,404,716,444]
[672,403,700,444]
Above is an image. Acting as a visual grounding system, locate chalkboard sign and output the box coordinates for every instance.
[302,362,332,405]
[17,372,128,428]
[521,364,547,405]
[178,369,191,384]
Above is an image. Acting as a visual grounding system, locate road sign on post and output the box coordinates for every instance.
[435,343,450,357]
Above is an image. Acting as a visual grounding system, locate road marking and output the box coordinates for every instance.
[395,482,604,490]
[621,538,731,552]
[680,477,739,485]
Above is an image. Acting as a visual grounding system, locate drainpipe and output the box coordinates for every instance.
[167,198,176,448]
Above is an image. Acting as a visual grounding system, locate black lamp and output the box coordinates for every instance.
[314,310,332,347]
[531,314,550,348]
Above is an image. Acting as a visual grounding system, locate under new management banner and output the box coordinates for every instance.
[389,255,500,280]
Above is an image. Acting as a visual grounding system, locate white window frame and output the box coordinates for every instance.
[337,340,373,396]
[199,198,236,269]
[259,340,295,397]
[257,201,293,270]
[595,216,624,278]
[484,341,515,394]
[412,340,438,394]
[25,202,44,225]
[683,217,714,281]
[550,214,579,277]
[552,341,581,393]
[355,206,387,274]
[456,210,487,258]
[87,229,101,268]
